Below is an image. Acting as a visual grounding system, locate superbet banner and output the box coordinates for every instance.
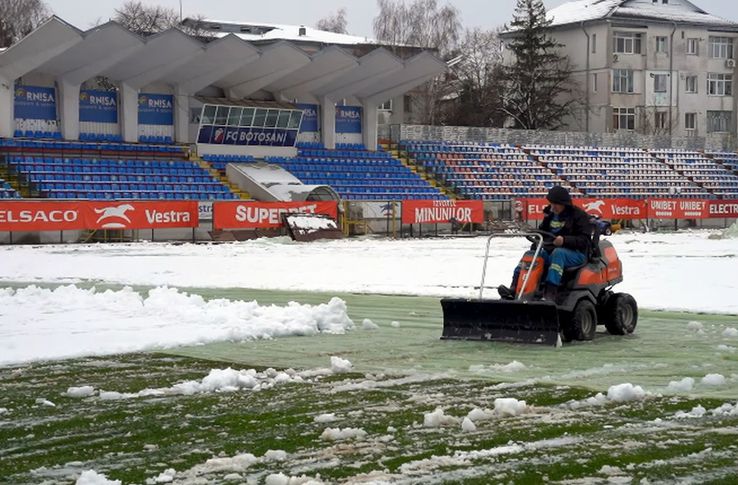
[0,201,199,232]
[517,198,738,221]
[402,200,484,224]
[213,201,339,229]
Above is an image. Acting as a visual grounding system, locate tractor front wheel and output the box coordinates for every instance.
[563,300,597,342]
[604,293,638,335]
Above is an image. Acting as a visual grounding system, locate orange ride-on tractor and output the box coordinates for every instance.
[441,230,638,346]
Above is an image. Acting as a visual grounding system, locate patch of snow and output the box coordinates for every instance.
[153,468,176,483]
[461,417,477,432]
[390,321,401,328]
[423,408,459,428]
[687,321,704,332]
[265,473,324,485]
[711,402,738,417]
[0,407,9,415]
[320,427,367,441]
[723,328,738,338]
[330,356,353,373]
[674,405,707,419]
[600,465,625,476]
[362,318,380,330]
[202,453,258,473]
[387,426,397,433]
[467,408,494,421]
[35,398,56,407]
[314,413,338,423]
[76,470,121,485]
[469,361,526,373]
[717,344,736,352]
[494,398,528,417]
[701,374,726,386]
[667,377,695,393]
[263,450,288,462]
[607,383,647,402]
[65,386,96,398]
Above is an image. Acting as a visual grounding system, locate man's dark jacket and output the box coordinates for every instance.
[539,205,592,255]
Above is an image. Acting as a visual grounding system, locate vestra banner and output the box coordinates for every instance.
[0,201,199,232]
[213,201,339,229]
[402,200,485,224]
[517,198,738,221]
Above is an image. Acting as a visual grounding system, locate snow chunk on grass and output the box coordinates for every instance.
[469,361,526,373]
[607,383,646,402]
[687,321,704,332]
[701,373,726,386]
[674,405,707,419]
[35,398,56,407]
[711,403,738,416]
[0,407,8,415]
[390,321,401,328]
[494,398,528,417]
[423,408,459,428]
[361,318,379,330]
[202,453,257,473]
[467,408,493,421]
[723,327,738,338]
[76,470,121,485]
[320,427,367,441]
[266,474,324,485]
[461,417,477,432]
[667,377,694,392]
[150,468,176,483]
[65,386,96,398]
[263,449,288,462]
[314,413,338,423]
[330,356,352,373]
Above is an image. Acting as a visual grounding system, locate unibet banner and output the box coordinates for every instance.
[79,90,118,123]
[296,103,319,132]
[14,85,57,120]
[138,93,174,125]
[335,105,362,133]
[213,201,339,229]
[402,200,484,225]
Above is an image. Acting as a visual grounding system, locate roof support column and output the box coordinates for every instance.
[119,82,138,143]
[362,101,378,151]
[320,97,335,150]
[174,84,189,144]
[57,80,80,140]
[0,76,14,138]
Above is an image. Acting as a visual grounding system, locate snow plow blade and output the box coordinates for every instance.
[440,299,561,346]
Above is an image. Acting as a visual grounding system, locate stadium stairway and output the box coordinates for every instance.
[390,142,457,199]
[195,156,251,200]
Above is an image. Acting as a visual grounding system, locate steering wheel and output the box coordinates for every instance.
[525,230,557,245]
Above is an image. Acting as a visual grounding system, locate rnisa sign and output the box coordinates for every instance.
[296,103,319,132]
[14,85,57,121]
[79,90,118,123]
[335,105,362,133]
[138,93,174,125]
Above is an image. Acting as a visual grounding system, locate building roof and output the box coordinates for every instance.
[546,0,738,30]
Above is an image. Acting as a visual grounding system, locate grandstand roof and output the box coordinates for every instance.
[524,0,738,31]
[0,16,445,102]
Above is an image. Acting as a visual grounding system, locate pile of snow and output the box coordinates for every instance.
[320,427,367,441]
[674,405,707,419]
[361,318,380,330]
[711,402,738,416]
[0,285,354,365]
[202,453,258,473]
[723,328,738,338]
[65,386,96,398]
[148,468,176,484]
[390,321,401,328]
[461,417,477,432]
[330,356,353,373]
[686,321,704,332]
[711,221,738,239]
[607,383,647,402]
[667,377,695,392]
[717,344,736,352]
[0,407,8,415]
[266,473,324,485]
[314,413,338,423]
[494,398,528,417]
[35,398,56,407]
[701,374,726,386]
[423,408,459,428]
[263,450,288,462]
[469,361,527,373]
[76,470,121,485]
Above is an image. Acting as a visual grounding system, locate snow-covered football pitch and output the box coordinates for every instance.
[1,229,738,484]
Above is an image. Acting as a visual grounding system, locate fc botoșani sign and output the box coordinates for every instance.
[401,200,485,224]
[197,126,299,147]
[213,201,339,229]
[0,201,199,231]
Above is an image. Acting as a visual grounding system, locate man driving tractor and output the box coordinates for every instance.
[498,186,592,302]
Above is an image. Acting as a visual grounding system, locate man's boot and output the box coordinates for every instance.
[542,283,559,302]
[497,285,515,300]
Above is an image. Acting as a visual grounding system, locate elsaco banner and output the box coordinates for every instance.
[0,201,199,232]
[402,200,485,224]
[213,201,339,229]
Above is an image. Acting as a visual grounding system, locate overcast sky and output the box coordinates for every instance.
[47,0,738,37]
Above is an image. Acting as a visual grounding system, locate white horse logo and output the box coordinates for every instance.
[95,204,135,229]
[583,200,606,215]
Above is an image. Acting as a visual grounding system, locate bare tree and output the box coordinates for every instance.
[316,8,348,34]
[373,0,461,125]
[0,0,51,48]
[113,1,180,35]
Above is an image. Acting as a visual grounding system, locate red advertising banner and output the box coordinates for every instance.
[402,200,485,225]
[708,200,738,218]
[0,201,199,232]
[213,201,339,229]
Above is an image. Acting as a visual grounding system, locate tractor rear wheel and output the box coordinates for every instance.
[604,293,638,335]
[563,300,597,342]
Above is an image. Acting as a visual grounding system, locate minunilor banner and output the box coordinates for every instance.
[0,201,199,232]
[402,200,485,224]
[213,201,339,229]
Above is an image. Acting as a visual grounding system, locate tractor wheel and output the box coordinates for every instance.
[603,225,613,236]
[564,300,597,342]
[604,293,638,335]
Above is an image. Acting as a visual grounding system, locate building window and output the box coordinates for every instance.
[655,111,667,129]
[592,33,597,54]
[613,107,636,130]
[655,36,668,53]
[378,99,393,111]
[685,112,697,131]
[592,73,598,93]
[709,37,734,59]
[707,73,733,96]
[687,38,699,55]
[685,75,698,93]
[613,69,635,93]
[653,74,668,93]
[614,32,642,54]
[707,111,733,133]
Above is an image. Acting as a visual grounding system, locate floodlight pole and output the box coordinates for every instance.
[179,0,183,21]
